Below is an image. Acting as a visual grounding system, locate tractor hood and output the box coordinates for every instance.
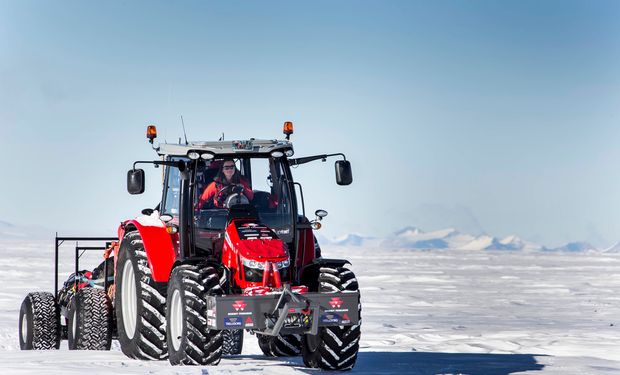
[227,221,289,261]
[237,238,288,261]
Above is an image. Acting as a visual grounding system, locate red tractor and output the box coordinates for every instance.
[19,122,361,370]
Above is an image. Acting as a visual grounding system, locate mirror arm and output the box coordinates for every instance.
[289,153,346,166]
[132,160,186,171]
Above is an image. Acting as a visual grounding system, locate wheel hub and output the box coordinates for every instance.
[121,259,138,339]
[169,289,183,351]
[20,311,28,343]
[71,308,77,340]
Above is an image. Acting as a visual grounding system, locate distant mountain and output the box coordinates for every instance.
[393,226,423,237]
[381,227,545,251]
[324,226,601,252]
[0,220,15,228]
[331,233,371,246]
[382,228,464,249]
[547,241,598,253]
[0,219,49,240]
[0,220,23,237]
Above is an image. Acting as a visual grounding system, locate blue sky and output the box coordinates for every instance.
[1,1,619,247]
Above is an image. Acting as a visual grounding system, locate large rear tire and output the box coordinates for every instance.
[257,333,301,357]
[68,288,113,350]
[302,266,361,371]
[19,292,61,350]
[166,264,223,365]
[116,231,168,360]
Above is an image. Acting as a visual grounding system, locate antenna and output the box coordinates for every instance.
[219,132,225,141]
[180,115,189,145]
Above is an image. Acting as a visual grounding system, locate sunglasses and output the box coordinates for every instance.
[223,165,235,170]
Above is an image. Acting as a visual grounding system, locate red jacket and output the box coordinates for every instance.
[198,177,254,208]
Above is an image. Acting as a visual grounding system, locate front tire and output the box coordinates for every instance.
[166,264,223,365]
[19,292,61,350]
[67,288,112,350]
[116,231,168,360]
[302,266,361,370]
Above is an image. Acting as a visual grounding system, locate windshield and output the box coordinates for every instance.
[192,157,294,242]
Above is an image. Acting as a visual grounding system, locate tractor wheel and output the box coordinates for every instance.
[257,333,302,357]
[166,264,223,365]
[116,231,168,360]
[301,266,361,371]
[19,292,61,350]
[67,288,112,350]
[222,329,244,355]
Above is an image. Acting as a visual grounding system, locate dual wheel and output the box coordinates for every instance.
[19,288,113,351]
[115,231,226,365]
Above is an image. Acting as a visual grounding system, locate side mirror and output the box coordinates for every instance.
[127,169,145,195]
[335,160,352,186]
[315,209,328,219]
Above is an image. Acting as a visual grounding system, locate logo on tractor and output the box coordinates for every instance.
[321,313,341,324]
[224,317,243,327]
[241,223,260,228]
[329,297,343,309]
[232,300,247,311]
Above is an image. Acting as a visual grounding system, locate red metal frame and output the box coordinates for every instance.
[116,220,176,282]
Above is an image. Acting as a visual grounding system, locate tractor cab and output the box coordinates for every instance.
[159,153,297,282]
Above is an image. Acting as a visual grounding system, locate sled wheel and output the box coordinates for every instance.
[222,329,244,355]
[257,333,302,357]
[166,264,223,365]
[68,288,113,350]
[19,292,61,350]
[302,266,361,370]
[116,231,168,360]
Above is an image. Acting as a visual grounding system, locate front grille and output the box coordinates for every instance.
[242,266,290,283]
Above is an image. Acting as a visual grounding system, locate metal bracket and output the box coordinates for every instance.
[261,285,320,336]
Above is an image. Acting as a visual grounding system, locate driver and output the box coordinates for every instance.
[197,159,254,208]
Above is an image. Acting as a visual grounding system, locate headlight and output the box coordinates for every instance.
[241,256,290,270]
[277,259,291,269]
[241,257,266,270]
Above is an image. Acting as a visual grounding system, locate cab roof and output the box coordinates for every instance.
[156,139,294,158]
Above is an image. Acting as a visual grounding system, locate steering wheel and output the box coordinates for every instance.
[216,185,235,197]
[216,184,244,207]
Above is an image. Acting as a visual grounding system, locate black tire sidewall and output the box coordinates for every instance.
[18,292,60,350]
[301,333,320,367]
[166,268,189,364]
[115,238,143,357]
[18,297,34,349]
[67,298,78,349]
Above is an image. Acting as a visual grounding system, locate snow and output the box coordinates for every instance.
[134,211,166,228]
[1,239,620,374]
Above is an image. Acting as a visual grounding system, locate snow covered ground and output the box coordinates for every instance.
[1,239,619,374]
